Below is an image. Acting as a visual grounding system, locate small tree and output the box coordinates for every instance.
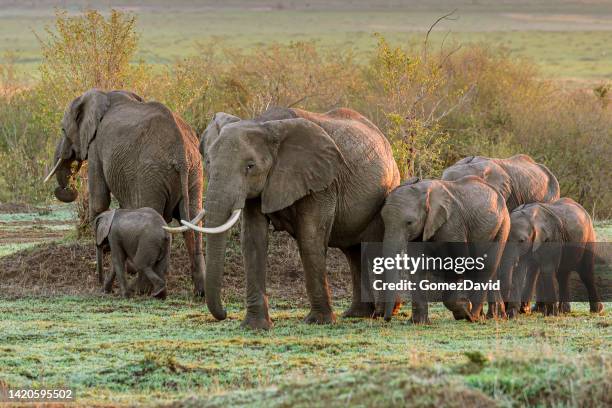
[36,9,149,235]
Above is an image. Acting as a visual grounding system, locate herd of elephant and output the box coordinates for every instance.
[43,89,604,330]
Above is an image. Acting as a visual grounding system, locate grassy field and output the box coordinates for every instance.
[2,1,612,80]
[0,297,610,407]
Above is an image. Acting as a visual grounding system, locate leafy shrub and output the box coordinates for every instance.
[0,8,610,220]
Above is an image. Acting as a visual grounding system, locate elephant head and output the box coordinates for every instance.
[185,113,344,320]
[381,178,452,245]
[44,89,111,201]
[44,90,144,202]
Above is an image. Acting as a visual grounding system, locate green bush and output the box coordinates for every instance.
[0,8,610,219]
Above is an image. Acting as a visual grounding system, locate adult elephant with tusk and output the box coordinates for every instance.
[45,89,205,296]
[182,107,400,329]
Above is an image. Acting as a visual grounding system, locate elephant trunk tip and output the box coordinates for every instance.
[207,300,227,321]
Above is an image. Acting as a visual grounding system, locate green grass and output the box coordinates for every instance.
[2,5,612,80]
[0,297,609,406]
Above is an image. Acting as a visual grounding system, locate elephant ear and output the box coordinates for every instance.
[261,118,345,214]
[66,89,110,161]
[200,112,241,156]
[423,183,452,241]
[481,164,512,202]
[95,209,116,246]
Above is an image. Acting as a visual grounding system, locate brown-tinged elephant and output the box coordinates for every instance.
[180,107,400,329]
[44,89,205,295]
[380,176,510,323]
[94,207,171,299]
[442,154,560,211]
[500,198,604,317]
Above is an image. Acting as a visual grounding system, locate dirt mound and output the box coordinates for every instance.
[0,229,352,303]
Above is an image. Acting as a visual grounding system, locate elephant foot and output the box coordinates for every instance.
[410,313,430,325]
[241,315,274,330]
[559,302,571,314]
[152,286,167,300]
[304,310,336,325]
[542,302,559,316]
[342,302,375,318]
[486,302,507,320]
[590,302,604,314]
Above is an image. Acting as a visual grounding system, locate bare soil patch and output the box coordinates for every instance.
[0,228,352,303]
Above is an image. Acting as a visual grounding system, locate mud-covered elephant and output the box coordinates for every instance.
[442,154,560,211]
[179,107,400,329]
[44,89,205,295]
[380,176,510,323]
[500,198,604,317]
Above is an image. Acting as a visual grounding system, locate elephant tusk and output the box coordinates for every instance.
[43,159,63,183]
[181,209,241,234]
[162,209,207,233]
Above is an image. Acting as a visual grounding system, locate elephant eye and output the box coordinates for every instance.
[246,162,255,171]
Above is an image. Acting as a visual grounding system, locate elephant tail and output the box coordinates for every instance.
[537,163,560,202]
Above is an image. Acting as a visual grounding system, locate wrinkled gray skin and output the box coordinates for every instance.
[442,154,560,211]
[95,208,171,299]
[199,107,399,329]
[49,89,204,295]
[500,198,604,318]
[381,176,510,323]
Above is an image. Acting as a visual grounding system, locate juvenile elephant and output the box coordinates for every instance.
[180,107,400,329]
[44,89,205,295]
[380,176,510,323]
[500,198,604,317]
[442,154,560,211]
[95,208,171,299]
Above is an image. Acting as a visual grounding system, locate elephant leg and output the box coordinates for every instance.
[103,262,115,294]
[578,248,604,313]
[521,261,540,313]
[537,261,560,316]
[141,266,166,300]
[295,197,335,325]
[341,245,376,318]
[557,267,571,314]
[96,245,105,286]
[241,198,272,330]
[87,156,111,222]
[110,244,129,298]
[186,183,205,297]
[152,252,170,300]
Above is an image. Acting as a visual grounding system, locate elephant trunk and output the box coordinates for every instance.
[382,236,404,321]
[51,138,79,203]
[498,247,518,301]
[203,188,240,321]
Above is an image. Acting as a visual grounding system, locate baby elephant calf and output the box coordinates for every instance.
[94,207,171,299]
